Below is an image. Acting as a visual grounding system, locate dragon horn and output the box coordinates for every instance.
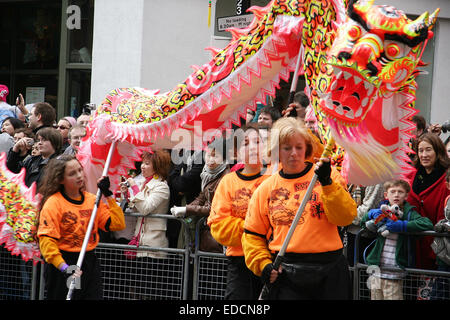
[352,0,374,13]
[426,8,440,30]
[403,11,429,37]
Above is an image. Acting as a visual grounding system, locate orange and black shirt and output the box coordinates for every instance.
[208,168,270,256]
[37,191,125,268]
[242,163,357,276]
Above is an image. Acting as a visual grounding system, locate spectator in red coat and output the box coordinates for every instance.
[405,133,450,270]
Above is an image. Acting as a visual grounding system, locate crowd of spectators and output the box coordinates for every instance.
[0,84,449,300]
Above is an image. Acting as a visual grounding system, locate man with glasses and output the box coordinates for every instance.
[56,117,74,152]
[63,125,86,156]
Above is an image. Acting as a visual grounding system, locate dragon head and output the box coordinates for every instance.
[320,0,439,126]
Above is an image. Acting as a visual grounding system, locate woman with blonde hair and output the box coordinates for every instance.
[242,117,356,299]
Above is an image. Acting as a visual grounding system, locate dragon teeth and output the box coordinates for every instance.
[335,105,344,115]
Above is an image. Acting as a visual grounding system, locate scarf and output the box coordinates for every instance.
[412,164,446,195]
[200,163,227,191]
[140,175,154,191]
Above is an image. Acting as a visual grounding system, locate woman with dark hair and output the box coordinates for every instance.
[444,136,450,158]
[1,116,25,135]
[406,132,450,270]
[170,138,229,252]
[37,155,125,300]
[120,149,172,299]
[0,116,25,153]
[6,127,62,187]
[207,124,270,299]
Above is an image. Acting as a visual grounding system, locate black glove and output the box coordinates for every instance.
[315,160,332,186]
[261,263,275,286]
[97,176,113,197]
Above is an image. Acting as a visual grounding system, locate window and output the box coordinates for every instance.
[0,1,61,107]
[0,0,94,120]
[59,0,94,119]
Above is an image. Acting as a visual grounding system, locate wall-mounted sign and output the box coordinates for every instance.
[214,0,270,38]
[25,87,45,104]
[217,14,253,32]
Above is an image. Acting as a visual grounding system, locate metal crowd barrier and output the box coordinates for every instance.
[192,217,228,300]
[353,229,450,300]
[1,214,449,300]
[0,246,35,300]
[99,211,191,300]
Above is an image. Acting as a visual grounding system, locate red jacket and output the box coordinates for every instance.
[406,169,449,269]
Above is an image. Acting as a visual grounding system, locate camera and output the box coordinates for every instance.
[26,139,34,147]
[120,181,130,188]
[82,103,96,114]
[441,120,450,134]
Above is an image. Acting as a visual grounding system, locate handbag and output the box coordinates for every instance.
[199,222,223,253]
[124,218,144,260]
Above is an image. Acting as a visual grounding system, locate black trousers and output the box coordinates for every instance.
[44,250,103,300]
[268,250,352,300]
[225,256,262,300]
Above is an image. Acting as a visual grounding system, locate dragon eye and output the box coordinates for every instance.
[385,43,401,59]
[384,41,409,60]
[348,25,362,41]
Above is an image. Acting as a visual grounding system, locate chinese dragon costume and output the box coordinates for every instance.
[0,0,439,261]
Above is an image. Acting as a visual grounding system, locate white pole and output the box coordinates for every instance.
[286,42,304,117]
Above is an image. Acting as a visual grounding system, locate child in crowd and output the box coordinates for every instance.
[37,155,126,300]
[361,179,433,300]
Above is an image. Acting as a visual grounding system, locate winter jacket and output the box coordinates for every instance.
[405,168,449,269]
[6,149,58,188]
[186,168,229,217]
[360,201,434,269]
[128,175,170,259]
[432,195,450,266]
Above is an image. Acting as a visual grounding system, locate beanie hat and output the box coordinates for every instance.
[0,85,8,102]
[63,116,77,127]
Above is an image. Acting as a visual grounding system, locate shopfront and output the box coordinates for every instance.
[0,0,94,119]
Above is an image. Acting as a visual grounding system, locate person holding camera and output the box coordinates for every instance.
[7,127,62,188]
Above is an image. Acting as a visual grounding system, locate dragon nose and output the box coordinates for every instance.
[351,34,383,71]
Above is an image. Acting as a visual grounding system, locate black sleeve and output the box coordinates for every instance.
[6,148,26,173]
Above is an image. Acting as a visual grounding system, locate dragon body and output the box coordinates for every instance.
[1,0,439,261]
[78,0,438,191]
[0,153,41,263]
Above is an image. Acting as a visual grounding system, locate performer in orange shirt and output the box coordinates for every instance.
[37,154,125,300]
[242,117,356,299]
[208,123,270,299]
